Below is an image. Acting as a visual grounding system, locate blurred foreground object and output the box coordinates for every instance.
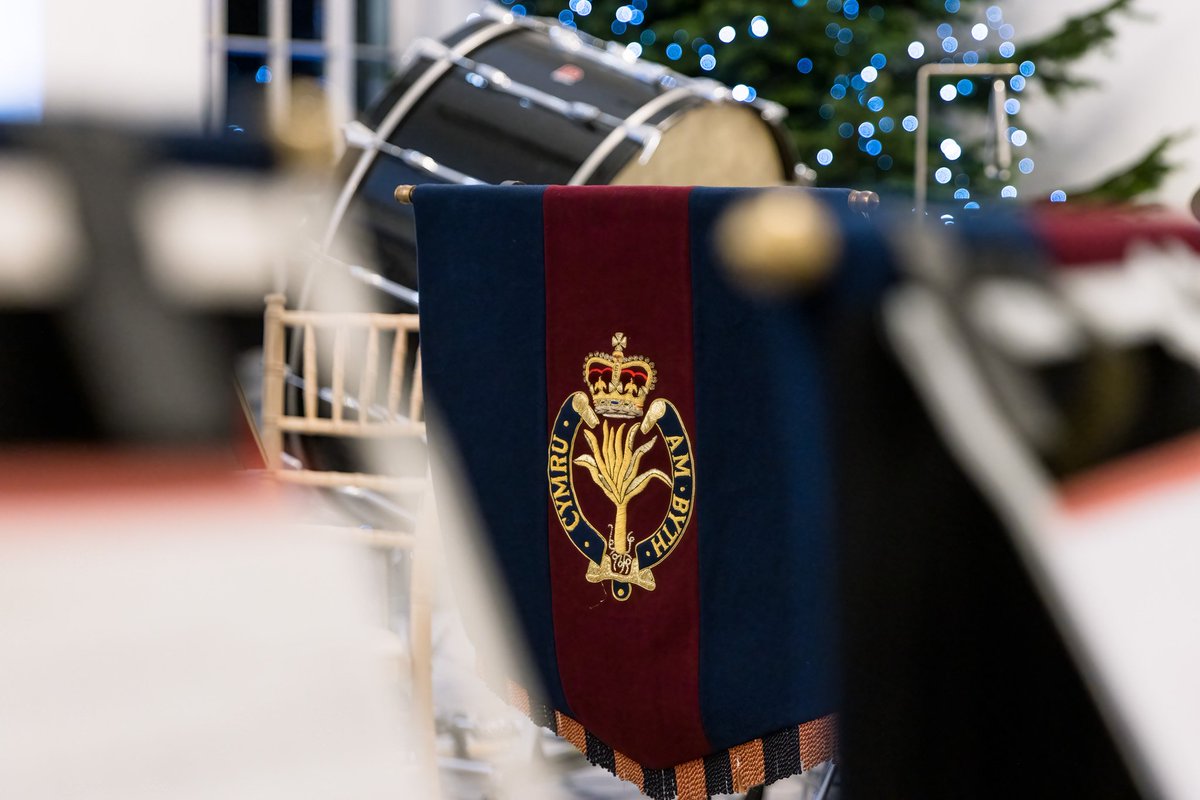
[0,122,427,798]
[0,465,415,800]
[0,122,287,444]
[715,189,844,294]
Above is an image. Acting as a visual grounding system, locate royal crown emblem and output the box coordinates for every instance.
[584,332,656,419]
[548,333,695,601]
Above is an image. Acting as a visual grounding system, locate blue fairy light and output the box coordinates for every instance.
[908,41,925,59]
[945,0,961,12]
[935,167,953,184]
[987,6,1003,23]
[861,66,878,83]
[964,201,981,210]
[750,15,769,38]
[838,27,854,43]
[1011,129,1028,147]
[700,54,716,71]
[819,104,834,119]
[954,188,971,200]
[1004,98,1021,115]
[956,78,974,96]
[871,53,887,69]
[878,116,895,132]
[255,65,272,83]
[1050,190,1068,203]
[999,23,1015,39]
[866,139,883,156]
[943,36,959,53]
[698,43,715,56]
[971,23,987,40]
[611,19,626,34]
[639,29,655,45]
[879,154,894,170]
[511,4,526,15]
[937,23,953,38]
[831,84,847,99]
[665,42,682,60]
[797,58,814,74]
[1001,185,1018,198]
[574,0,592,14]
[817,148,834,166]
[719,26,735,43]
[826,23,841,39]
[867,96,885,112]
[1020,61,1036,77]
[1010,75,1026,92]
[859,121,876,137]
[998,41,1016,58]
[839,122,854,138]
[615,5,632,22]
[1018,158,1035,174]
[963,51,979,65]
[902,115,919,132]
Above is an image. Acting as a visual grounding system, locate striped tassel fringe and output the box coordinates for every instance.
[506,680,837,800]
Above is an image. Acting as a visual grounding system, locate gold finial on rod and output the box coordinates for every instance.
[394,184,416,205]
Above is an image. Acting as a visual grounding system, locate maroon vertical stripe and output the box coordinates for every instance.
[543,185,709,767]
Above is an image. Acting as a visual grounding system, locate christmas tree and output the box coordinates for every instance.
[518,0,1175,206]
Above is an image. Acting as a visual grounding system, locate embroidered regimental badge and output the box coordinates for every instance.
[548,333,695,601]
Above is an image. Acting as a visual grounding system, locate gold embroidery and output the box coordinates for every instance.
[548,333,696,601]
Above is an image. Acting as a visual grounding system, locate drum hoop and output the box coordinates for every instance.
[321,20,513,252]
[568,86,697,185]
[486,7,674,91]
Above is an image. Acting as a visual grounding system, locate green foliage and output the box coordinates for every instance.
[1068,133,1186,204]
[521,0,1173,202]
[1020,0,1137,97]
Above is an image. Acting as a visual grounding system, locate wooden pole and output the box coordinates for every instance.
[262,294,287,470]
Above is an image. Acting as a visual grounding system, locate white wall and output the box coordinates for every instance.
[0,0,45,121]
[390,0,483,52]
[1004,0,1200,211]
[41,0,207,129]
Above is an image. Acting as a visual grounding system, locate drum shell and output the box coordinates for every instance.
[328,16,795,296]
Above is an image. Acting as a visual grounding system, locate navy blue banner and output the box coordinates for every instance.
[415,184,572,715]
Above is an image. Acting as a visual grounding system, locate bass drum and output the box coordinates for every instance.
[322,7,801,297]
